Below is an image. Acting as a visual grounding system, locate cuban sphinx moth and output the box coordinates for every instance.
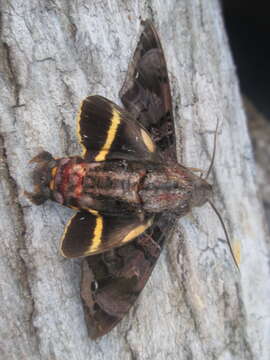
[27,20,236,338]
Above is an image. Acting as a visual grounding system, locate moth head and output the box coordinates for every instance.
[26,151,57,205]
[190,177,213,208]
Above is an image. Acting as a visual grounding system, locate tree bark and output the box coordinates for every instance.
[0,1,269,359]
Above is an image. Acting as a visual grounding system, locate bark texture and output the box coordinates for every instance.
[0,1,269,359]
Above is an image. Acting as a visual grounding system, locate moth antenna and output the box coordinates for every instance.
[204,119,219,180]
[207,199,239,270]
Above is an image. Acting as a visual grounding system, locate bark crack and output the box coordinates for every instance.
[123,325,139,360]
[0,134,42,358]
[2,42,22,108]
[165,238,207,359]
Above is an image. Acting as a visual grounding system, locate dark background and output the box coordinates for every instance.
[222,0,270,118]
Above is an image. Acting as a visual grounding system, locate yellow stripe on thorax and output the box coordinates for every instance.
[49,166,58,191]
[94,108,121,161]
[87,209,103,252]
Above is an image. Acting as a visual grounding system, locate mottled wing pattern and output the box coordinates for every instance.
[120,19,176,160]
[80,21,179,338]
[81,213,177,338]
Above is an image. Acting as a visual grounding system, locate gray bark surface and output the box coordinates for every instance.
[0,1,269,359]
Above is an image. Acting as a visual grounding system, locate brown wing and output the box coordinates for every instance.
[80,213,177,338]
[120,20,176,161]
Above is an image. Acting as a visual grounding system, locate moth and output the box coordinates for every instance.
[27,20,236,338]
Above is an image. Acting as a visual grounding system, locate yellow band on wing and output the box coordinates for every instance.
[77,101,87,157]
[60,214,76,258]
[94,108,121,161]
[122,217,154,243]
[87,209,103,252]
[84,216,153,256]
[141,128,155,153]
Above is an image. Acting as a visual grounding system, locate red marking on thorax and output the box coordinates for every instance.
[60,163,70,195]
[60,162,86,198]
[73,164,86,198]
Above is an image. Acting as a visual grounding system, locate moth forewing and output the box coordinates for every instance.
[77,95,157,162]
[60,210,154,258]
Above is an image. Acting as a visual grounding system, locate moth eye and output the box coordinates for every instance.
[91,280,98,292]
